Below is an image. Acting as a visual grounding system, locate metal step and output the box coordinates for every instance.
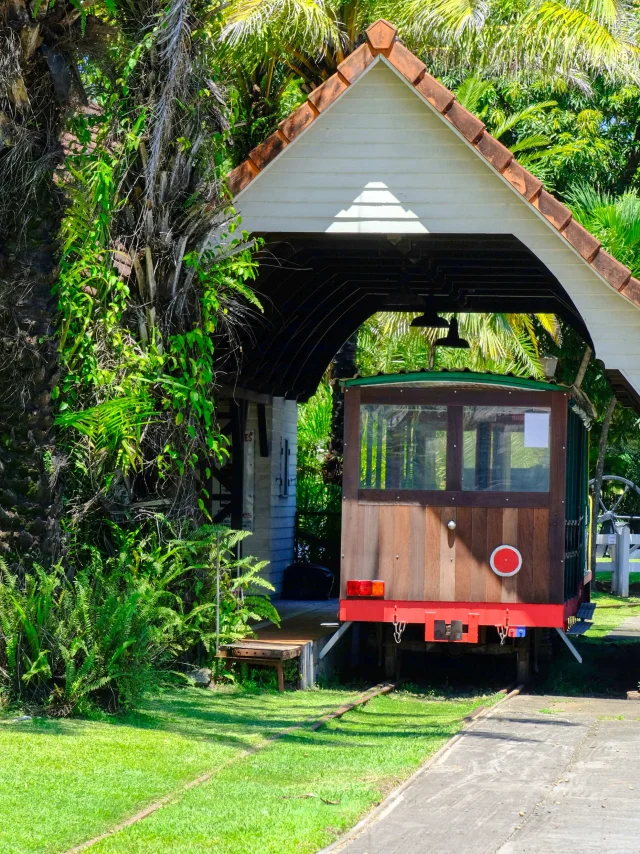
[577,602,597,620]
[567,621,593,636]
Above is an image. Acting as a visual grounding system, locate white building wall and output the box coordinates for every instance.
[243,398,297,594]
[235,59,640,400]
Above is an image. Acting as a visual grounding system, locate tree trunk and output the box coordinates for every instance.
[590,395,617,579]
[0,3,84,562]
[574,345,592,389]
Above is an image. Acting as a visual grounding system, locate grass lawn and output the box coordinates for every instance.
[0,686,360,854]
[588,585,640,638]
[0,686,497,854]
[531,584,640,697]
[90,689,496,854]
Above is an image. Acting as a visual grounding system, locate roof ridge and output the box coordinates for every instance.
[226,18,640,309]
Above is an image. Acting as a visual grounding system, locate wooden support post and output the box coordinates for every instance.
[298,642,314,689]
[516,636,531,684]
[350,622,361,668]
[277,662,284,693]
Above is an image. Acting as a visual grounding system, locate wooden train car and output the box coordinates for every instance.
[339,372,590,665]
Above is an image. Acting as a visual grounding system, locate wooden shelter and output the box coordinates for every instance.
[219,18,640,593]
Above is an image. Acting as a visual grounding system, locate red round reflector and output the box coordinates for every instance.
[489,545,522,577]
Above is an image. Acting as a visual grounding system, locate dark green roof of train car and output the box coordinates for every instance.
[343,370,566,392]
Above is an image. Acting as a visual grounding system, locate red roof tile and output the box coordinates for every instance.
[532,190,572,232]
[502,161,542,202]
[226,19,639,309]
[308,73,349,112]
[249,129,288,170]
[279,101,319,141]
[386,41,426,83]
[622,276,640,303]
[560,220,600,263]
[337,42,377,83]
[592,250,632,290]
[414,72,455,113]
[227,159,260,196]
[365,19,397,51]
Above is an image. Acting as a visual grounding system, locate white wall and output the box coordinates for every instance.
[235,59,640,400]
[244,398,297,594]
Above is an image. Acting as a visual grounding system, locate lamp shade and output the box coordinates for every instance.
[437,317,470,349]
[410,309,450,329]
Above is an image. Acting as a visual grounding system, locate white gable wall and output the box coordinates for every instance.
[236,60,640,398]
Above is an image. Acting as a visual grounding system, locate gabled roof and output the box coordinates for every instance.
[227,18,640,311]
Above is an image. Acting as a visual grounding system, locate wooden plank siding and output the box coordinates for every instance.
[340,503,554,604]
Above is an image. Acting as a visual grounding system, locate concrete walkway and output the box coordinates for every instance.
[607,614,640,640]
[328,694,640,854]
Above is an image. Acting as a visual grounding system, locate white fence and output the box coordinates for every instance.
[596,530,640,597]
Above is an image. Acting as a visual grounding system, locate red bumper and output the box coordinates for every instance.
[340,599,577,637]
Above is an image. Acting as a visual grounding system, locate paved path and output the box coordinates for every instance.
[328,694,640,854]
[607,614,640,640]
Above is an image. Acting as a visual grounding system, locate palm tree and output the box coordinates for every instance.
[0,2,88,561]
[51,0,264,538]
[220,0,640,89]
[232,59,300,160]
[356,312,560,378]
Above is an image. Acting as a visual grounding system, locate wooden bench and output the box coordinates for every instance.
[217,642,302,691]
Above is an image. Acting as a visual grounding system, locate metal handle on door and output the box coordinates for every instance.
[447,520,457,530]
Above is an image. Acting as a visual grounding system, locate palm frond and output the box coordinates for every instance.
[490,101,557,139]
[398,0,490,39]
[221,0,340,51]
[455,76,493,114]
[518,0,640,83]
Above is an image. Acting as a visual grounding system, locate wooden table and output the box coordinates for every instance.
[217,642,302,691]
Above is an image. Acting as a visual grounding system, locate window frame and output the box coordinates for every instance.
[354,386,560,508]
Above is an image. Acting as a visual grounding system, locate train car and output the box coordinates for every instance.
[339,371,591,679]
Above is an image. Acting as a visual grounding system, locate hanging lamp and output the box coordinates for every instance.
[410,306,449,329]
[437,317,470,349]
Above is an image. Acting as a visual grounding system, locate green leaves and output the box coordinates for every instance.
[567,184,640,277]
[356,311,553,379]
[56,393,158,474]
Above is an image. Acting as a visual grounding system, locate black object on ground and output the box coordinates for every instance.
[281,563,334,600]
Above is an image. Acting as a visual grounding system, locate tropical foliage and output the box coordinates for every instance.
[357,312,560,378]
[0,525,277,714]
[220,0,640,88]
[3,0,640,712]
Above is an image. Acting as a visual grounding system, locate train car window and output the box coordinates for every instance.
[462,406,550,492]
[359,404,447,490]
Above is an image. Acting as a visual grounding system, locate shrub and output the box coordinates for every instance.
[0,525,278,715]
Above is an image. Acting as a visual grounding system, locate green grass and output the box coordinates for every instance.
[90,690,497,854]
[588,586,640,638]
[0,686,496,854]
[0,686,362,854]
[531,584,640,697]
[593,570,640,599]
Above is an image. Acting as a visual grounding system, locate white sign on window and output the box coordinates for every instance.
[524,412,550,448]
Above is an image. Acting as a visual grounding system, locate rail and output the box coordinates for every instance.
[595,531,639,597]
